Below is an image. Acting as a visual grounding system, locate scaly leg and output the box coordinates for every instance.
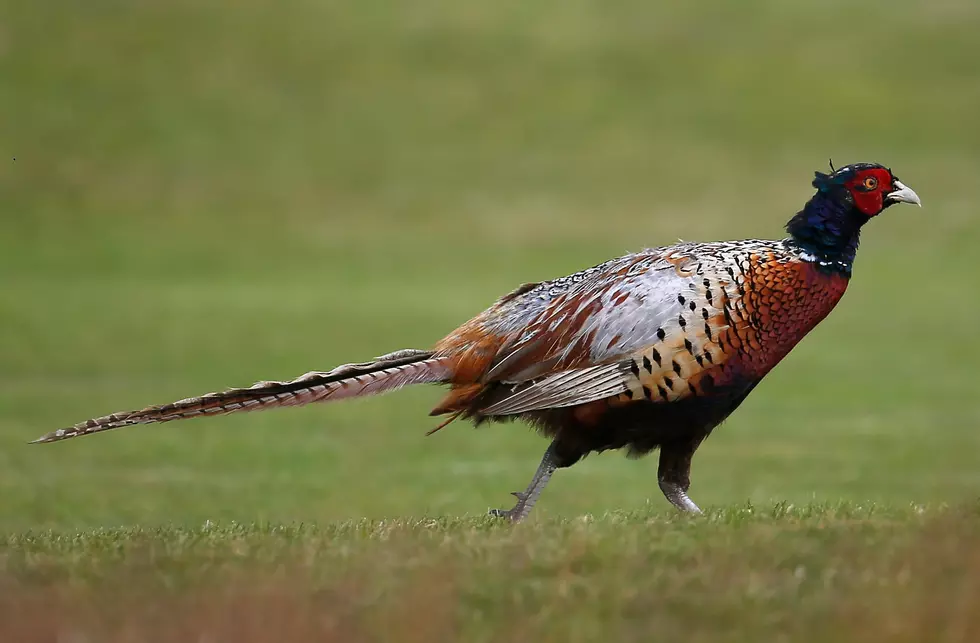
[658,437,704,514]
[489,442,559,523]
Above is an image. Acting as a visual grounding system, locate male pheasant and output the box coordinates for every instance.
[32,162,921,521]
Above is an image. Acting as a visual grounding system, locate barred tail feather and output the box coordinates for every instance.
[31,349,451,444]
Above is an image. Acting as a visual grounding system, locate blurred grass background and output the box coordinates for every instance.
[2,0,980,531]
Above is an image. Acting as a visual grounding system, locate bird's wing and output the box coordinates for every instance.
[436,243,756,416]
[478,362,633,415]
[483,245,737,379]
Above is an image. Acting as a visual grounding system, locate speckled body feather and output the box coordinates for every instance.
[32,162,921,521]
[430,239,848,464]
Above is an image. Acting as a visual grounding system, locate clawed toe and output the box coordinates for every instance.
[487,443,559,523]
[488,507,522,522]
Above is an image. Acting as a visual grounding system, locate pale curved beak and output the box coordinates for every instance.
[886,180,922,207]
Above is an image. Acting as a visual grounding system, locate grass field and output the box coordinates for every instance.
[5,505,980,642]
[2,0,980,640]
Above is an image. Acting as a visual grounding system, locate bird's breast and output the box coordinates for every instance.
[735,254,849,374]
[603,251,849,409]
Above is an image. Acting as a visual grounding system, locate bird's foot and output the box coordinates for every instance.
[488,507,522,521]
[677,497,703,514]
[487,445,559,523]
[659,480,703,514]
[488,491,530,522]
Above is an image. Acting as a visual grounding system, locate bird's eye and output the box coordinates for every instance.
[862,176,878,190]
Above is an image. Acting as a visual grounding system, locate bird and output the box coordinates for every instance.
[31,162,921,522]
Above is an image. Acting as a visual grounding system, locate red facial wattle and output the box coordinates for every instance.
[845,168,894,217]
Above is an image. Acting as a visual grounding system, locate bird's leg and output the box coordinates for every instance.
[489,442,559,523]
[657,437,705,514]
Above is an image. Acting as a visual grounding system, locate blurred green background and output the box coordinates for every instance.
[2,0,979,531]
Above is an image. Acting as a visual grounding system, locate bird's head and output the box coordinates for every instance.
[812,162,921,218]
[787,161,922,272]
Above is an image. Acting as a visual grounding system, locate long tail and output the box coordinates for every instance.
[31,349,453,444]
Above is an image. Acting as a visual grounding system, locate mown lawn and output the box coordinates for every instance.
[2,0,979,640]
[4,504,980,642]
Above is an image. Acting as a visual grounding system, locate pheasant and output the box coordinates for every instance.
[32,162,921,521]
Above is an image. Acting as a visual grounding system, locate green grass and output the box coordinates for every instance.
[2,0,980,639]
[5,504,980,642]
